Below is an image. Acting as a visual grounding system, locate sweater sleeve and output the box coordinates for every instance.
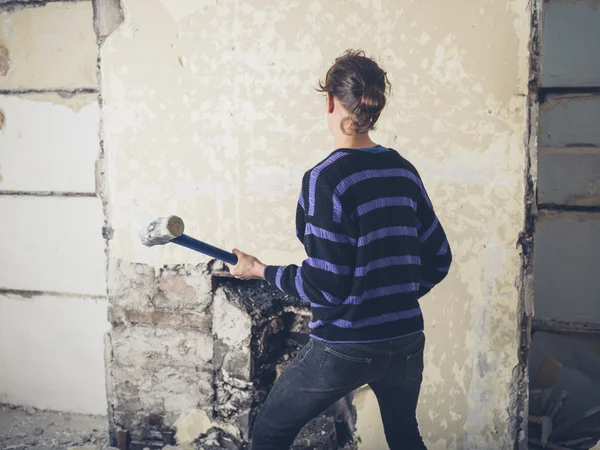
[264,182,356,306]
[415,183,452,298]
[264,213,356,306]
[295,190,306,244]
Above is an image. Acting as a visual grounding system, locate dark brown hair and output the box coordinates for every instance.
[318,49,391,134]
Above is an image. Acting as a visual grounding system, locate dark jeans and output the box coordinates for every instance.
[252,332,427,450]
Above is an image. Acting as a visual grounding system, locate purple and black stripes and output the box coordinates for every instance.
[304,255,419,277]
[305,223,417,247]
[309,307,422,329]
[332,168,426,222]
[336,168,422,197]
[309,282,419,308]
[306,258,352,275]
[296,267,342,307]
[357,226,417,246]
[342,283,418,305]
[419,217,439,243]
[354,255,420,276]
[420,280,435,290]
[437,240,449,255]
[352,197,416,219]
[263,149,451,343]
[304,223,356,245]
[294,268,313,304]
[308,152,348,216]
[275,266,285,290]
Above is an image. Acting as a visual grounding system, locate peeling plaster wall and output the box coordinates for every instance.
[101,0,532,448]
[0,1,108,415]
[0,2,97,90]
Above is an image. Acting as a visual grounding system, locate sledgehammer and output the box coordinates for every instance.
[140,215,238,265]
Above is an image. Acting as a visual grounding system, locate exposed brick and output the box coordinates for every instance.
[110,325,213,369]
[108,260,213,313]
[109,307,211,331]
[157,266,212,312]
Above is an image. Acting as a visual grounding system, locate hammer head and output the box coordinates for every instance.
[140,215,185,246]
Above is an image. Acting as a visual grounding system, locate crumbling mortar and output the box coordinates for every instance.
[0,190,96,197]
[206,285,220,423]
[0,87,98,96]
[0,0,86,12]
[509,1,542,449]
[90,3,116,439]
[538,86,600,102]
[538,203,600,213]
[0,288,105,299]
[104,330,118,443]
[108,317,209,332]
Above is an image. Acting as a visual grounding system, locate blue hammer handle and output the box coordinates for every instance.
[172,234,238,265]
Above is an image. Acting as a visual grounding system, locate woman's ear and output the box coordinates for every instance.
[327,92,335,114]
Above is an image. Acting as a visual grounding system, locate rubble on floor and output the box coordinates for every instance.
[0,403,354,449]
[528,331,600,449]
[0,404,109,450]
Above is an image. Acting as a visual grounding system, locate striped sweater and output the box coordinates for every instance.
[264,147,452,343]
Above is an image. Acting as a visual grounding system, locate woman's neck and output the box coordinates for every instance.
[333,132,376,150]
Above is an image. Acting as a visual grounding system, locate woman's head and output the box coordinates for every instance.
[318,50,391,135]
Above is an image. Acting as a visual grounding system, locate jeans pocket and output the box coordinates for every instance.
[295,339,315,366]
[406,348,424,382]
[319,346,371,390]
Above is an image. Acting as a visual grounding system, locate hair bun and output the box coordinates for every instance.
[354,85,386,132]
[361,86,386,114]
[317,49,390,134]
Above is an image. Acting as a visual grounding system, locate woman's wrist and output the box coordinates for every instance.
[253,262,267,279]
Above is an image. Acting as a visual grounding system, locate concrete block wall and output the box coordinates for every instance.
[0,1,108,415]
[541,0,600,88]
[535,212,600,322]
[534,0,600,325]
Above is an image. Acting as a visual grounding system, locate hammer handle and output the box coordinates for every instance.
[172,234,238,265]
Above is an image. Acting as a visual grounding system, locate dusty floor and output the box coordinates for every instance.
[0,404,111,450]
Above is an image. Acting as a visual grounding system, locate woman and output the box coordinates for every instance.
[228,49,451,450]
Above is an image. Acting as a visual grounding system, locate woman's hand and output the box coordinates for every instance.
[226,249,267,280]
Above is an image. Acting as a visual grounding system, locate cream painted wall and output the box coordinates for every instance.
[101,0,531,448]
[0,2,108,415]
[0,294,110,415]
[0,94,100,192]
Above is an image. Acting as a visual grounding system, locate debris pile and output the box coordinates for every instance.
[529,332,600,449]
[0,404,109,450]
